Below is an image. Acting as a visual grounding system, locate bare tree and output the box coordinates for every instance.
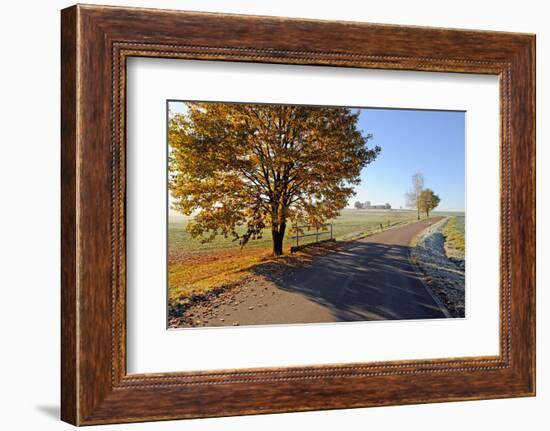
[405,173,425,220]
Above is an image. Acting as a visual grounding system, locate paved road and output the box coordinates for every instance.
[186,218,448,327]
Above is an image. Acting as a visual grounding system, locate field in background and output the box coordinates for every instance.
[169,209,423,256]
[168,209,464,307]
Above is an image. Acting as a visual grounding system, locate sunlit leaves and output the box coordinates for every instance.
[169,103,380,252]
[418,188,441,218]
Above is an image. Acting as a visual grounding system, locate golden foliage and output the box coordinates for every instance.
[418,188,441,218]
[169,103,380,254]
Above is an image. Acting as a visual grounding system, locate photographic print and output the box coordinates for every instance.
[167,101,465,328]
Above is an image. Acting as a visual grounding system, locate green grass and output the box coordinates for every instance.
[169,209,421,258]
[442,215,465,259]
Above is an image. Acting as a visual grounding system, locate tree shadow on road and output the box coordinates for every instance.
[251,241,447,322]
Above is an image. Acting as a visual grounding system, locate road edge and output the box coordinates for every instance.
[407,218,453,319]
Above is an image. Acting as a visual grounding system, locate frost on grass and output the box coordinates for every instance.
[410,217,465,318]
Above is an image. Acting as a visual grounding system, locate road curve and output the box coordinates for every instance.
[185,217,448,328]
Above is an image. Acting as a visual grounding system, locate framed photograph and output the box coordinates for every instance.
[61,4,535,425]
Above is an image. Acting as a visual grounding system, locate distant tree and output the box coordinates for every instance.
[405,173,425,220]
[385,203,391,210]
[418,189,441,218]
[365,200,371,208]
[169,103,381,256]
[354,201,364,209]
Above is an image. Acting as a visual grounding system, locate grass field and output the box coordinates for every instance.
[168,209,461,308]
[442,215,466,259]
[169,209,421,257]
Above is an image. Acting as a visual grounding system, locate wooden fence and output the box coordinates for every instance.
[289,223,333,248]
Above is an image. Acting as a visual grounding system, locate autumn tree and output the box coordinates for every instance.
[405,173,425,220]
[418,188,441,218]
[169,103,380,255]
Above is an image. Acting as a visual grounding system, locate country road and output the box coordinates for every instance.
[177,217,448,328]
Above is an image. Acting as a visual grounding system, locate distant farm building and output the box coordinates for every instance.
[354,201,392,210]
[367,204,390,209]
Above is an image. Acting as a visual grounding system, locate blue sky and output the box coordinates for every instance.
[168,102,465,212]
[353,108,465,211]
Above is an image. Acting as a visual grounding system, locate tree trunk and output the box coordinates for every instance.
[417,207,420,220]
[272,222,286,256]
[426,209,430,219]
